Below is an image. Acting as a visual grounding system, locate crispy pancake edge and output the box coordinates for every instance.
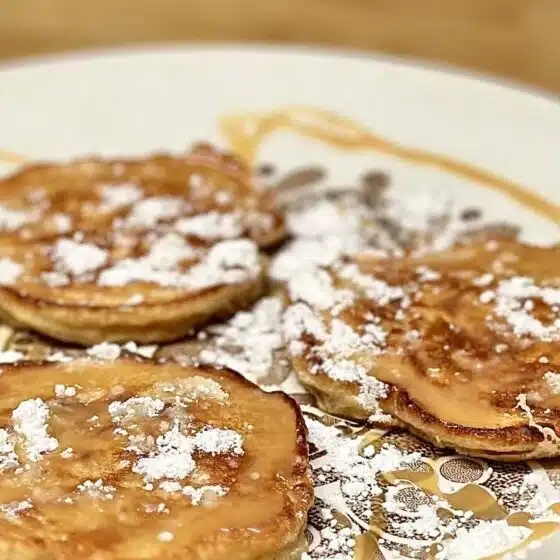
[0,264,267,346]
[295,362,556,462]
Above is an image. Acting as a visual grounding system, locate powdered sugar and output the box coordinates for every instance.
[284,299,390,416]
[98,238,260,291]
[0,350,23,364]
[52,213,72,234]
[182,485,228,505]
[46,351,73,363]
[145,233,196,268]
[108,397,165,422]
[54,384,77,398]
[544,372,560,395]
[306,416,420,519]
[87,342,121,361]
[283,303,328,348]
[0,429,19,471]
[271,236,363,282]
[0,258,23,285]
[336,263,406,305]
[12,398,59,462]
[0,205,37,231]
[436,520,530,560]
[191,428,244,455]
[307,508,360,560]
[175,212,242,240]
[132,422,197,481]
[199,297,283,381]
[123,196,185,228]
[132,421,244,482]
[492,277,560,341]
[41,271,70,287]
[52,239,108,276]
[288,269,353,311]
[76,479,116,500]
[123,341,158,359]
[0,500,32,519]
[100,183,143,210]
[157,377,228,402]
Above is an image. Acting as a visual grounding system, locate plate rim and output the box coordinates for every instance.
[0,42,559,110]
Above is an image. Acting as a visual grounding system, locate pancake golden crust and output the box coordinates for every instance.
[284,239,560,460]
[0,144,286,247]
[0,358,313,559]
[0,234,268,345]
[0,144,286,345]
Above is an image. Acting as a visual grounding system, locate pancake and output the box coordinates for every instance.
[0,144,285,345]
[0,231,267,345]
[0,357,313,559]
[0,144,285,248]
[283,239,560,460]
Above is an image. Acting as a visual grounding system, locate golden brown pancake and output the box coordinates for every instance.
[0,232,267,345]
[0,144,285,248]
[284,239,560,460]
[0,144,286,345]
[0,358,313,559]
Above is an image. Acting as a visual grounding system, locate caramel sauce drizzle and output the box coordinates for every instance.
[385,463,506,520]
[0,150,27,165]
[381,465,560,559]
[220,106,560,224]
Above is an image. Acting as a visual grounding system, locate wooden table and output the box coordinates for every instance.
[1,0,560,93]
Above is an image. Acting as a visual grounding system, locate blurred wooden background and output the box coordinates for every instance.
[1,0,560,93]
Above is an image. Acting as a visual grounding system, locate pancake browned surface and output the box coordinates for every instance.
[0,145,286,345]
[0,144,285,247]
[283,239,560,460]
[0,357,312,559]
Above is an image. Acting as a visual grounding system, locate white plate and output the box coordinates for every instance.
[0,44,559,559]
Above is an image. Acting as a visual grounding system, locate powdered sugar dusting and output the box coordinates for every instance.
[544,372,560,395]
[175,212,242,240]
[491,277,560,341]
[0,351,23,364]
[436,520,530,560]
[12,398,59,462]
[87,342,121,361]
[156,377,228,403]
[0,500,32,519]
[0,205,34,231]
[123,196,185,228]
[306,415,420,520]
[132,421,244,483]
[199,297,283,382]
[76,479,116,501]
[100,183,143,210]
[54,384,77,398]
[52,239,108,276]
[108,397,165,422]
[123,341,158,359]
[0,429,19,471]
[0,258,23,285]
[98,238,260,291]
[182,484,228,505]
[191,428,244,455]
